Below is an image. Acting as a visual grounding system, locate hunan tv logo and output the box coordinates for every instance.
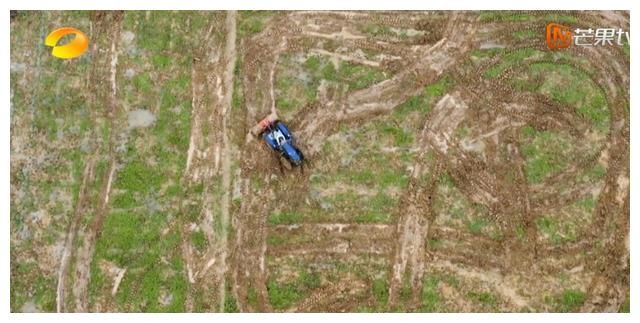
[546,22,629,49]
[45,27,89,59]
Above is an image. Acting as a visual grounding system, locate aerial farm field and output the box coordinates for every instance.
[10,11,629,312]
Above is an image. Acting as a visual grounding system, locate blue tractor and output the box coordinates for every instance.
[252,113,304,171]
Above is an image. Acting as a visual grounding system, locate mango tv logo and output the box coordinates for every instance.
[45,27,89,59]
[546,23,573,49]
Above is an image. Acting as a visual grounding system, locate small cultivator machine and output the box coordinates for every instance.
[250,112,305,172]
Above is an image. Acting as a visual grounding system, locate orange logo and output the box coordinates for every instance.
[45,27,89,59]
[546,23,573,49]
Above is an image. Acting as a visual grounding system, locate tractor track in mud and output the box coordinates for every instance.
[230,15,296,312]
[179,11,237,312]
[55,11,124,313]
[233,11,486,311]
[233,10,628,312]
[422,11,628,311]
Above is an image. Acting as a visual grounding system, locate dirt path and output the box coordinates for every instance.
[73,12,124,310]
[56,156,95,312]
[184,16,220,182]
[230,14,303,312]
[216,10,237,312]
[388,93,469,308]
[179,11,237,312]
[267,223,394,256]
[55,12,124,312]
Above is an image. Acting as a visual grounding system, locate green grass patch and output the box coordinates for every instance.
[94,211,186,311]
[337,62,386,91]
[420,275,441,312]
[536,216,576,245]
[394,74,452,117]
[484,48,541,78]
[238,11,273,38]
[521,128,571,184]
[319,189,396,224]
[543,14,578,25]
[512,29,537,40]
[399,275,413,304]
[136,23,169,52]
[273,55,318,116]
[132,73,154,93]
[267,281,300,310]
[623,41,630,59]
[115,159,164,193]
[304,54,385,91]
[134,11,177,52]
[224,282,239,312]
[575,197,595,212]
[467,217,489,235]
[470,48,504,59]
[268,270,321,310]
[529,63,609,131]
[304,55,321,71]
[151,55,171,69]
[18,273,57,312]
[395,93,430,115]
[556,289,586,312]
[466,291,497,306]
[97,211,163,265]
[268,211,303,225]
[479,12,532,22]
[586,164,606,180]
[454,126,470,139]
[382,125,413,147]
[516,225,527,241]
[354,213,390,224]
[326,168,407,188]
[191,230,207,252]
[247,287,258,307]
[425,75,452,97]
[363,24,394,37]
[267,234,287,246]
[372,278,389,306]
[111,192,137,209]
[366,192,395,221]
[619,295,630,313]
